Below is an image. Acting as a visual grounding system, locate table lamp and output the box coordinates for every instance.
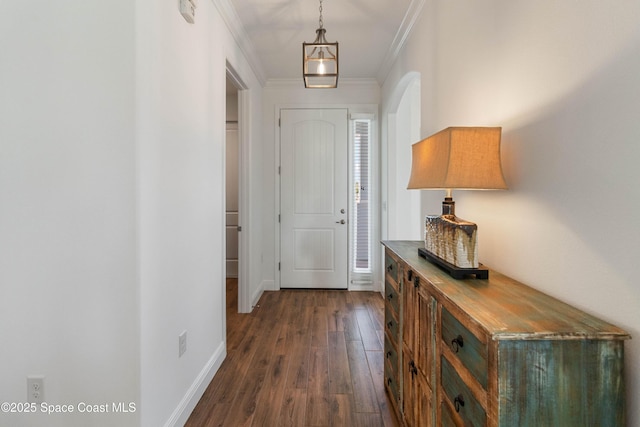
[407,127,507,279]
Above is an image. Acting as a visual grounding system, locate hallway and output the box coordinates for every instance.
[185,279,401,426]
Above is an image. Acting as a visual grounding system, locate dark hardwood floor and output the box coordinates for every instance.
[185,279,401,427]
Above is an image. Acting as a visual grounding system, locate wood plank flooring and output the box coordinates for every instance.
[185,279,401,427]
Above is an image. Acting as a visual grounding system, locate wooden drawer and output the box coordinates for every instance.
[385,304,401,344]
[385,360,400,405]
[384,333,399,373]
[440,400,457,427]
[385,252,399,283]
[441,356,487,427]
[385,279,400,315]
[441,307,488,389]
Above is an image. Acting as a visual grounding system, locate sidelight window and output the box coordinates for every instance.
[352,118,372,273]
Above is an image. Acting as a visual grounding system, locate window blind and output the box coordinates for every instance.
[353,119,371,272]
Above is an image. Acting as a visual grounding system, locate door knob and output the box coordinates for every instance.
[336,219,346,224]
[340,209,345,214]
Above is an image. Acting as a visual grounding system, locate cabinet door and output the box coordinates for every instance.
[404,269,430,373]
[403,267,418,352]
[403,352,433,427]
[416,371,433,427]
[402,348,417,426]
[403,272,434,427]
[416,290,433,386]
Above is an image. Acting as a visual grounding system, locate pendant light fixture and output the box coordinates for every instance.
[302,0,339,88]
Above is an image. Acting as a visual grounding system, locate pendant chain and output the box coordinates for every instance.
[318,0,324,29]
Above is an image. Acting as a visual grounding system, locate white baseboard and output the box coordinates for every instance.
[348,284,372,291]
[374,279,383,293]
[163,342,226,427]
[261,279,275,291]
[349,280,384,293]
[251,280,268,309]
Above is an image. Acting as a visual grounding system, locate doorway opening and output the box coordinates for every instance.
[225,63,250,316]
[225,77,239,316]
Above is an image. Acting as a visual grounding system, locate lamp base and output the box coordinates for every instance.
[418,247,489,279]
[424,213,479,268]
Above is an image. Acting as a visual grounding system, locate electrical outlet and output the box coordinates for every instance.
[27,376,44,404]
[179,331,187,357]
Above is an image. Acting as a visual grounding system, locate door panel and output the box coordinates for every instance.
[280,108,348,289]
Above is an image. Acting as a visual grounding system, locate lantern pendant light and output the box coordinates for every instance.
[302,0,338,88]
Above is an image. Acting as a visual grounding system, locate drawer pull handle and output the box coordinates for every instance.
[454,394,465,412]
[451,335,464,352]
[387,377,393,386]
[407,269,413,281]
[413,276,420,288]
[387,264,393,272]
[386,351,392,359]
[387,321,394,328]
[387,293,393,301]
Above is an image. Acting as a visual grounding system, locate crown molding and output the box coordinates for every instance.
[376,0,426,85]
[212,0,267,86]
[264,78,380,90]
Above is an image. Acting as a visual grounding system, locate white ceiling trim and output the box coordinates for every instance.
[264,77,380,89]
[376,0,427,85]
[212,0,267,85]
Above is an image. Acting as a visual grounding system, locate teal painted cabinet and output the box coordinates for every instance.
[383,241,629,427]
[383,249,402,418]
[497,340,625,426]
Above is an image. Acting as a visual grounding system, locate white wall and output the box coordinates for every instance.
[261,80,381,290]
[0,1,263,426]
[385,78,422,241]
[136,1,225,426]
[0,2,139,426]
[383,1,640,425]
[136,0,263,425]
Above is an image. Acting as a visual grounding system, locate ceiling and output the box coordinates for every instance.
[222,0,425,85]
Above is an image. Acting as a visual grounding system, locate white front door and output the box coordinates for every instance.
[280,108,348,289]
